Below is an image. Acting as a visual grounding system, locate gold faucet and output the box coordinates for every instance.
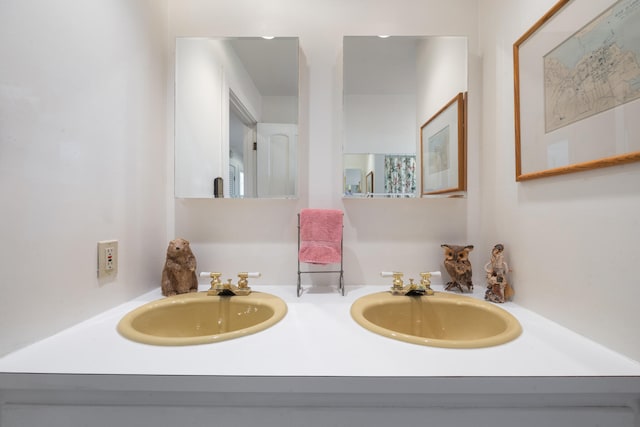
[419,272,435,296]
[382,271,439,296]
[235,271,261,295]
[203,272,223,295]
[381,272,406,294]
[201,272,261,296]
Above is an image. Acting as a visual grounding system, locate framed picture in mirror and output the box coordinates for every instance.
[365,171,374,195]
[420,92,467,195]
[514,0,640,181]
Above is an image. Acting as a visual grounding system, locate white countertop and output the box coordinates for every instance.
[1,283,640,377]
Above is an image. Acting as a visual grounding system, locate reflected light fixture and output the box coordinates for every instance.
[378,35,390,38]
[261,36,275,40]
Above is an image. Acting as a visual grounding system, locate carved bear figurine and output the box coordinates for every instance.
[161,238,198,296]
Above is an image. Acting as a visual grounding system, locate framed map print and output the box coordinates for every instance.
[514,0,640,181]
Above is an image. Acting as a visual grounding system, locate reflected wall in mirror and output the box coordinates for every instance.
[175,37,299,198]
[342,36,467,198]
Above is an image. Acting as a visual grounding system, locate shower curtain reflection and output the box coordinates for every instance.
[384,155,416,196]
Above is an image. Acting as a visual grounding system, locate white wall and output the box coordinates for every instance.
[262,96,298,124]
[169,0,476,289]
[477,0,640,361]
[0,0,169,356]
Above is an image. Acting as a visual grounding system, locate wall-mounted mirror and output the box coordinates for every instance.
[342,36,467,198]
[175,37,299,198]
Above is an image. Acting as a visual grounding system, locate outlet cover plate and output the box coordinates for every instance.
[97,240,118,279]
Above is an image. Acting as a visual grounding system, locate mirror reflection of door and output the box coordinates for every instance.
[256,123,297,198]
[230,97,297,198]
[229,94,257,198]
[174,37,299,199]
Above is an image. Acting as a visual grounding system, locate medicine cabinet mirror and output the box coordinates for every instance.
[175,37,299,199]
[342,36,467,198]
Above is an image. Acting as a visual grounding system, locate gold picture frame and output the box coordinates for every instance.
[420,92,467,195]
[514,0,640,181]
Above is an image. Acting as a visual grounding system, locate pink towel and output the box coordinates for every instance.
[299,209,343,264]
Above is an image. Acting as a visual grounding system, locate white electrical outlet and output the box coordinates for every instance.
[97,240,118,279]
[105,246,115,270]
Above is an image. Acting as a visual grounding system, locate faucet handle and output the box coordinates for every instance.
[419,271,440,295]
[239,271,261,278]
[201,272,223,291]
[419,271,441,282]
[381,271,404,289]
[237,271,261,289]
[426,271,441,279]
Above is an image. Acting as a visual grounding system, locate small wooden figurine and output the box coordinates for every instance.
[441,244,474,293]
[484,244,514,303]
[161,238,198,296]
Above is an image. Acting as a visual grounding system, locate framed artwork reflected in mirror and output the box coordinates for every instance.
[420,92,467,195]
[365,171,374,195]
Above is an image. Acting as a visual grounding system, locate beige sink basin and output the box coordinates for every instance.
[350,291,521,348]
[117,291,287,346]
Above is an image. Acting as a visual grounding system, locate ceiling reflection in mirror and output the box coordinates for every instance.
[342,36,467,198]
[175,37,298,199]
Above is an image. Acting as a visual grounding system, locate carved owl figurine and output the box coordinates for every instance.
[441,244,474,293]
